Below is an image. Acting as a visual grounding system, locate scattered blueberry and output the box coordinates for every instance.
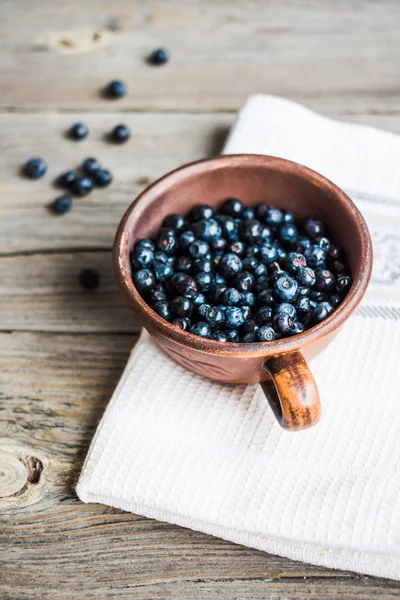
[149,48,169,66]
[51,195,72,215]
[72,176,94,197]
[57,170,76,189]
[93,168,113,188]
[105,80,127,99]
[23,158,47,179]
[170,296,193,317]
[110,124,130,143]
[190,322,211,338]
[69,122,88,140]
[79,268,99,290]
[83,158,101,176]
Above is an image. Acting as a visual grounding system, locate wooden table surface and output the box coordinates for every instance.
[1,1,400,598]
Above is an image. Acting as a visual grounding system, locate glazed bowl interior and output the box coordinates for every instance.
[114,154,372,356]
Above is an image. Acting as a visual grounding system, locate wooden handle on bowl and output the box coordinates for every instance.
[261,352,320,431]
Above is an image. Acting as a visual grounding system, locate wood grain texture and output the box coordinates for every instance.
[1,332,400,599]
[2,112,400,254]
[1,0,400,596]
[0,0,400,113]
[0,251,139,332]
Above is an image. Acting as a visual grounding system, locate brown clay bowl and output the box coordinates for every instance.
[114,155,372,431]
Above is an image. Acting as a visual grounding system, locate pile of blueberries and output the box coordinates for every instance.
[131,198,352,343]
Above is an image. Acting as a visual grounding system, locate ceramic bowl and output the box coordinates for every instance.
[114,155,373,431]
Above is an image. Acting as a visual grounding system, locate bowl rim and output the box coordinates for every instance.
[113,154,373,358]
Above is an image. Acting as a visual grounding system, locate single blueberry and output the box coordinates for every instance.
[266,207,284,226]
[72,176,94,197]
[238,291,255,307]
[273,313,293,335]
[225,307,245,328]
[170,296,193,317]
[214,274,226,284]
[175,275,198,298]
[105,80,127,99]
[227,240,245,256]
[23,157,47,179]
[255,275,270,293]
[296,236,313,254]
[179,230,196,249]
[79,268,99,290]
[303,218,325,239]
[110,124,130,143]
[283,211,294,223]
[242,207,255,220]
[296,297,316,314]
[304,245,327,268]
[239,219,263,242]
[203,306,225,329]
[222,287,240,306]
[220,197,243,217]
[149,48,169,66]
[297,266,316,287]
[259,243,278,264]
[256,306,273,324]
[131,245,155,268]
[51,195,72,215]
[133,268,155,292]
[285,252,307,272]
[209,284,228,304]
[82,157,101,176]
[189,239,210,259]
[136,239,155,250]
[311,302,333,324]
[190,322,211,338]
[196,272,214,292]
[309,290,326,302]
[189,204,214,221]
[225,328,240,342]
[57,170,76,189]
[331,260,347,274]
[245,244,260,258]
[193,218,222,242]
[69,122,88,140]
[152,300,171,320]
[219,253,243,279]
[258,290,275,306]
[279,223,298,245]
[156,228,178,255]
[336,274,352,295]
[234,271,255,292]
[93,168,113,187]
[317,236,331,251]
[212,330,227,342]
[289,322,305,336]
[154,250,169,263]
[175,256,192,273]
[315,269,335,291]
[276,302,297,319]
[257,326,276,342]
[172,317,191,331]
[327,293,342,308]
[274,275,298,302]
[148,288,167,304]
[192,293,207,308]
[163,213,187,232]
[153,260,174,281]
[216,215,238,240]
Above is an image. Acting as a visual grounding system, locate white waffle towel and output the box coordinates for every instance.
[77,95,400,580]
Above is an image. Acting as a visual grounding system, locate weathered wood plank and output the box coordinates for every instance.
[1,332,400,599]
[0,112,232,253]
[0,251,139,332]
[0,0,399,114]
[2,111,400,255]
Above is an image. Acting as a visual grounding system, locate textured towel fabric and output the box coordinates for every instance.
[77,95,400,580]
